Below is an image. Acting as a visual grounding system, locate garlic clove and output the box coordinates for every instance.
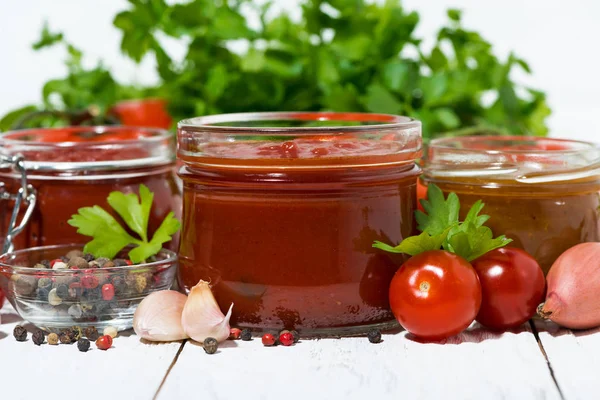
[133,290,189,341]
[181,280,233,343]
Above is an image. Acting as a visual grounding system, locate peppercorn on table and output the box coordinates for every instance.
[2,302,600,399]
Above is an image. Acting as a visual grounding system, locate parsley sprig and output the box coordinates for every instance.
[68,184,180,263]
[373,184,511,261]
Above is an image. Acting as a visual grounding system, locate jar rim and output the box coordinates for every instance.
[424,135,600,186]
[429,135,597,154]
[179,111,420,132]
[0,126,174,173]
[178,112,422,168]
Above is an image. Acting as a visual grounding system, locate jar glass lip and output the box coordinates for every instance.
[424,135,600,185]
[0,126,171,146]
[0,126,174,173]
[429,135,597,154]
[177,112,422,168]
[179,111,420,132]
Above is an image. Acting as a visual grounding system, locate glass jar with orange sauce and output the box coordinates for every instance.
[421,136,600,274]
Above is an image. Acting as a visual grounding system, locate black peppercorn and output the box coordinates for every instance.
[367,329,382,344]
[56,284,69,299]
[83,253,95,262]
[36,287,50,302]
[81,288,101,302]
[32,330,45,345]
[111,276,127,296]
[40,259,51,268]
[59,330,73,344]
[77,338,91,352]
[290,330,300,343]
[240,329,252,341]
[203,337,218,354]
[13,325,27,342]
[113,258,128,267]
[84,327,99,341]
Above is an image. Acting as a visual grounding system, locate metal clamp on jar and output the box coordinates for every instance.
[0,153,36,254]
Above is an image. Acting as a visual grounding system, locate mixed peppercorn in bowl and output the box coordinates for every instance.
[0,244,177,332]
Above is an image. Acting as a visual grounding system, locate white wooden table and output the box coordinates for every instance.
[1,302,595,400]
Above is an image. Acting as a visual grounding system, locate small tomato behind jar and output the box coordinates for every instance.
[389,250,482,341]
[109,98,172,129]
[472,247,545,331]
[416,178,427,212]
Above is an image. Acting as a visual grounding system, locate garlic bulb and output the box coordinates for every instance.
[182,280,233,343]
[133,290,189,341]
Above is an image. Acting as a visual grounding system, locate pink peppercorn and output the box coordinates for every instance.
[229,328,242,340]
[95,335,113,350]
[262,333,276,346]
[279,332,294,346]
[102,283,115,301]
[81,269,99,289]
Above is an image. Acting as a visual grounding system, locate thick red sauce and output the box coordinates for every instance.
[178,138,420,332]
[0,128,181,251]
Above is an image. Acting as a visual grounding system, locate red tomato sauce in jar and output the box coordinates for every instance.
[0,127,181,251]
[177,112,422,335]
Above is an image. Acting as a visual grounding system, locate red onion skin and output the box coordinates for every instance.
[540,242,600,329]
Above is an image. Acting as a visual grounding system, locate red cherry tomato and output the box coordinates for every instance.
[389,250,482,340]
[471,247,546,330]
[416,178,427,212]
[110,98,172,129]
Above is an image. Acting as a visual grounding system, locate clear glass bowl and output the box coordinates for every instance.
[0,244,177,332]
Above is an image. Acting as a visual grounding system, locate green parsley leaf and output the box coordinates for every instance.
[68,206,139,259]
[128,212,180,263]
[444,223,512,261]
[373,229,450,256]
[107,184,153,242]
[416,184,460,235]
[68,184,180,263]
[373,183,511,260]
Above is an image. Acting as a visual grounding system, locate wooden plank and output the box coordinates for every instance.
[0,303,181,400]
[534,320,600,400]
[159,325,561,400]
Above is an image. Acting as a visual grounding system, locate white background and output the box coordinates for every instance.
[0,0,598,142]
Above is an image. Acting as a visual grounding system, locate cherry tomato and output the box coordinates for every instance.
[109,98,172,129]
[416,178,427,212]
[389,250,482,340]
[472,247,546,331]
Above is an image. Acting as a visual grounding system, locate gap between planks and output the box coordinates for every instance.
[153,340,188,400]
[529,320,566,400]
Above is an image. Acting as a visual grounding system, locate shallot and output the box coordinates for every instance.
[538,242,600,329]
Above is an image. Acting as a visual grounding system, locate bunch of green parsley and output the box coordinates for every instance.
[1,0,550,139]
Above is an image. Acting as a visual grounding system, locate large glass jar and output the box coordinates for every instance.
[177,112,422,335]
[0,127,181,251]
[422,136,600,274]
